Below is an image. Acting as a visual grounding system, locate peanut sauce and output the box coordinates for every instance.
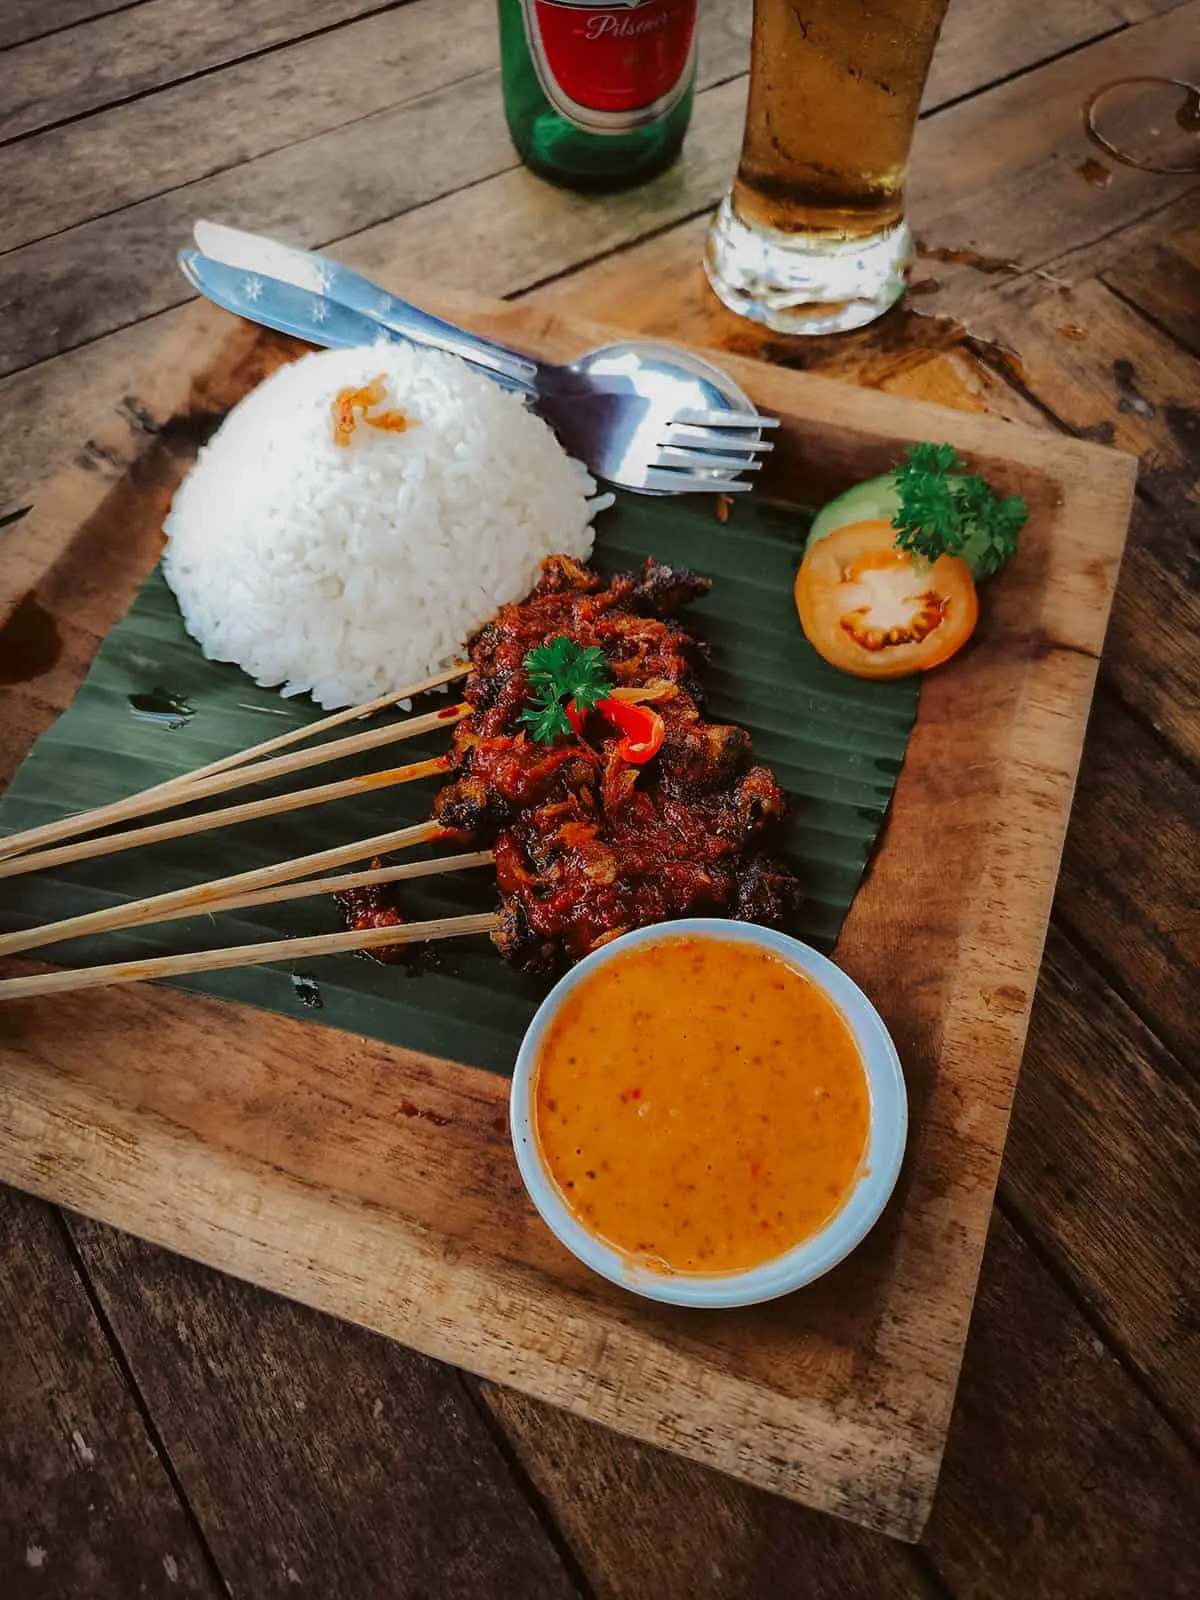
[533,934,870,1274]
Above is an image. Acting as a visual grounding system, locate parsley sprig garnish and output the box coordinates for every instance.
[520,636,613,745]
[892,442,1027,580]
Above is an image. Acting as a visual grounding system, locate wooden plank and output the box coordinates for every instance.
[5,0,1195,384]
[922,1212,1200,1598]
[480,1380,936,1598]
[1103,216,1200,359]
[0,0,500,254]
[1104,495,1200,767]
[1055,692,1197,1062]
[0,0,139,52]
[1004,925,1200,1439]
[532,216,1200,1553]
[0,0,1190,510]
[0,296,1136,1537]
[0,0,410,143]
[969,277,1199,501]
[962,277,1200,763]
[65,1215,578,1599]
[0,311,180,520]
[0,1187,219,1598]
[483,1195,1200,1600]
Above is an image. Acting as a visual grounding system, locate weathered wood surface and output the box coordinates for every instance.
[0,0,1196,1593]
[0,0,133,52]
[0,1187,219,1597]
[66,1214,579,1599]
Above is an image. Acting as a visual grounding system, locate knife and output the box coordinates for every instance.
[193,220,540,391]
[179,249,543,398]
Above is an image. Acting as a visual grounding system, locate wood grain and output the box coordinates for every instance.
[962,276,1200,761]
[1056,693,1198,1062]
[0,70,512,379]
[923,1213,1200,1599]
[0,310,181,519]
[0,1187,218,1598]
[66,1214,578,1599]
[1104,216,1200,358]
[0,0,749,376]
[483,1199,1200,1600]
[0,293,1135,1538]
[1004,926,1200,1440]
[1104,495,1200,766]
[480,1382,936,1600]
[524,1,1200,346]
[970,277,1200,501]
[0,0,411,143]
[0,0,500,254]
[0,0,139,52]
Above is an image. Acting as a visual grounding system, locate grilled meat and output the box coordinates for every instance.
[334,859,409,964]
[358,556,801,974]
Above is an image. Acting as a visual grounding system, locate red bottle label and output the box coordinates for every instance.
[519,0,698,134]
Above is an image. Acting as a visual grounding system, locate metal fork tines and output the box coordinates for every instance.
[649,412,778,493]
[671,409,782,430]
[663,425,775,451]
[642,469,758,494]
[654,447,766,473]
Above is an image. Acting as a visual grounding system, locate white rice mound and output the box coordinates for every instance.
[163,343,599,709]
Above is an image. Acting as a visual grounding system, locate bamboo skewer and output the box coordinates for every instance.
[0,913,502,1002]
[138,661,470,802]
[0,755,453,882]
[179,850,494,924]
[0,821,447,959]
[0,701,470,865]
[0,851,495,957]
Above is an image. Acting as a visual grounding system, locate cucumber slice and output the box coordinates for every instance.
[806,473,901,549]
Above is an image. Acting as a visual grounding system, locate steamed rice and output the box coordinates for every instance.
[163,343,600,709]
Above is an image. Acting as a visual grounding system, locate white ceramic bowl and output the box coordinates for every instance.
[510,917,907,1309]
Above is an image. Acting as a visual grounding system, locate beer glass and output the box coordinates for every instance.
[706,0,951,334]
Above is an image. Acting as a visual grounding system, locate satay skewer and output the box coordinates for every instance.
[0,850,494,956]
[137,661,470,801]
[0,755,454,882]
[0,696,470,865]
[0,912,502,1002]
[0,820,448,959]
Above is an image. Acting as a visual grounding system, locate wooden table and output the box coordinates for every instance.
[1,2,1196,1594]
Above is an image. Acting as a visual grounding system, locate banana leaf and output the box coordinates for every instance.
[0,493,918,1075]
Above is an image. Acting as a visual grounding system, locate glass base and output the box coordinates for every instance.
[704,194,914,335]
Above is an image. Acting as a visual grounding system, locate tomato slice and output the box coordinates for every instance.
[794,519,978,680]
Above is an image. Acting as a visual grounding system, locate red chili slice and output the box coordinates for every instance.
[596,697,665,764]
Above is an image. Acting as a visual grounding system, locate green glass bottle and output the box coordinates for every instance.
[498,0,698,191]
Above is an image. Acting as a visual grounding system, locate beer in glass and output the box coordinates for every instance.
[706,0,950,334]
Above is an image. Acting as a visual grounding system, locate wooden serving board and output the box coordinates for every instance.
[0,290,1134,1541]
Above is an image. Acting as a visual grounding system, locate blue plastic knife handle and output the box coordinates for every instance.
[178,251,535,395]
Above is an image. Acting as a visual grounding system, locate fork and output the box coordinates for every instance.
[181,238,776,495]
